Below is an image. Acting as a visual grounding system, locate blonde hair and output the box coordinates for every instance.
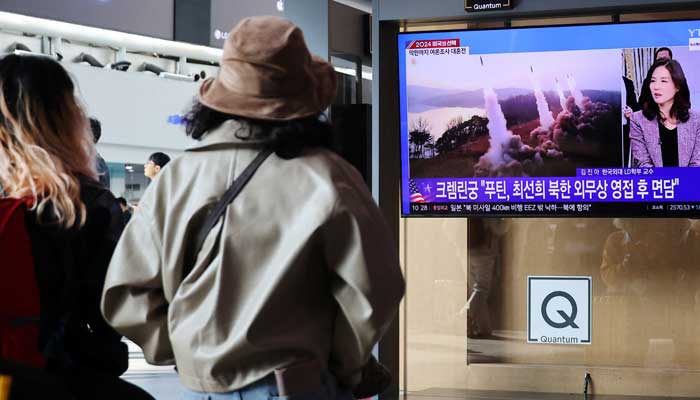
[0,55,97,228]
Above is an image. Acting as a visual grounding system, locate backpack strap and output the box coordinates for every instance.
[182,148,273,281]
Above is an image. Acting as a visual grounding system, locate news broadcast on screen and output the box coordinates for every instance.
[399,19,700,217]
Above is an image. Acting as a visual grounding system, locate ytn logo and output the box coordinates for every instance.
[689,29,700,37]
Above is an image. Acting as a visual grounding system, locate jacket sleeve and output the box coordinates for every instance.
[100,207,175,365]
[689,116,700,167]
[322,184,405,387]
[629,112,654,167]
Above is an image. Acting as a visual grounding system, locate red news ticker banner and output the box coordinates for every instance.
[407,39,460,49]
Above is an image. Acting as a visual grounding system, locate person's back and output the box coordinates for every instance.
[0,54,151,400]
[102,16,404,399]
[26,177,125,370]
[106,121,402,390]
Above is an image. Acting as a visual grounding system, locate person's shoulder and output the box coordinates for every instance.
[80,176,116,206]
[630,110,646,121]
[686,109,700,124]
[630,110,655,127]
[303,148,367,187]
[289,149,372,206]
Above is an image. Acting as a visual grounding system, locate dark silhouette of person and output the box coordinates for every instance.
[90,118,110,188]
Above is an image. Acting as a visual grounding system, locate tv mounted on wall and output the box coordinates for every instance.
[398,19,700,217]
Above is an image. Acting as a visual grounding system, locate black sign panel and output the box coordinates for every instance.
[209,0,284,47]
[465,0,512,12]
[0,0,174,39]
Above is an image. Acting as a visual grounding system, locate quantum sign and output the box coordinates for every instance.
[527,277,592,345]
[465,0,512,12]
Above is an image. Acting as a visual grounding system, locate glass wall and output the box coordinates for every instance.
[400,217,700,397]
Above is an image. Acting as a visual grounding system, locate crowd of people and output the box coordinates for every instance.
[0,16,405,400]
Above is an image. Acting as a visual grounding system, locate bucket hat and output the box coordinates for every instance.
[199,16,337,121]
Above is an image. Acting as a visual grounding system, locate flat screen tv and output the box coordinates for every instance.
[398,19,700,217]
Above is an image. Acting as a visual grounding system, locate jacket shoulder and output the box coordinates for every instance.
[630,110,649,124]
[80,177,117,206]
[306,149,368,192]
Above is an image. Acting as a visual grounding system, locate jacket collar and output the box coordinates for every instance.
[187,119,272,152]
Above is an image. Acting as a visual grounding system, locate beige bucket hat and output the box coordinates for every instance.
[199,16,337,121]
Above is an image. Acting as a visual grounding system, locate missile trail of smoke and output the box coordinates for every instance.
[530,71,554,128]
[482,86,513,165]
[566,74,584,109]
[555,78,567,112]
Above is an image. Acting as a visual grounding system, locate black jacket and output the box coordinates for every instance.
[623,76,641,112]
[25,177,127,376]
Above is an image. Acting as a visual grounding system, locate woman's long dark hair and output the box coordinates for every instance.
[184,101,331,159]
[0,54,96,228]
[641,58,691,123]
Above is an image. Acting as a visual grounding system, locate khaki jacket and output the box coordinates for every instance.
[100,120,405,392]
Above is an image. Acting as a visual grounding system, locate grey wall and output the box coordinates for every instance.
[330,1,370,66]
[284,0,329,59]
[0,0,174,39]
[376,0,700,21]
[209,0,284,47]
[68,63,198,163]
[175,0,210,46]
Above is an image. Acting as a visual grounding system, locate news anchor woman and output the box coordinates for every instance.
[630,58,700,167]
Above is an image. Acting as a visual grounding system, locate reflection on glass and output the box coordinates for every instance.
[461,217,700,370]
[402,216,700,395]
[466,218,508,339]
[601,219,692,296]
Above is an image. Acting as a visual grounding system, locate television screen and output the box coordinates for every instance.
[398,19,700,217]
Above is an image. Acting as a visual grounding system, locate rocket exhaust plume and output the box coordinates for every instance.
[476,55,542,177]
[479,56,513,165]
[555,77,567,112]
[478,56,513,165]
[530,65,554,128]
[566,73,584,109]
[482,86,514,165]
